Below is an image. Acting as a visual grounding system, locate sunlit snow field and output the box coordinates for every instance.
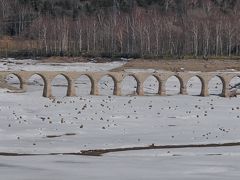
[0,59,240,180]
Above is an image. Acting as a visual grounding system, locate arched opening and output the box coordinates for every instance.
[143,76,159,95]
[98,75,115,95]
[4,74,21,89]
[229,76,240,95]
[51,74,69,97]
[165,76,182,95]
[187,76,203,96]
[27,74,45,96]
[208,76,224,96]
[121,75,138,96]
[75,75,92,96]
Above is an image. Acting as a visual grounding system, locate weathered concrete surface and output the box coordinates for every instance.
[0,71,239,98]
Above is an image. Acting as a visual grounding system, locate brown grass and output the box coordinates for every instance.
[112,59,240,72]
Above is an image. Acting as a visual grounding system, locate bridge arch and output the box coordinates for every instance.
[208,75,225,96]
[143,75,160,95]
[4,73,23,89]
[165,75,184,95]
[229,75,240,88]
[51,74,71,97]
[186,75,204,96]
[98,74,116,95]
[28,73,47,85]
[75,74,93,96]
[229,75,240,95]
[121,74,139,96]
[27,73,47,96]
[52,73,72,85]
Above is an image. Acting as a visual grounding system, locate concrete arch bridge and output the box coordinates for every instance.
[0,71,239,98]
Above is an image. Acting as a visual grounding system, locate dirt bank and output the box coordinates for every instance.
[112,59,240,72]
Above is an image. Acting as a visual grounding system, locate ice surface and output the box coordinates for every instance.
[0,59,125,72]
[0,59,240,179]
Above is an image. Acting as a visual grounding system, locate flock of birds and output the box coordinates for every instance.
[0,73,239,153]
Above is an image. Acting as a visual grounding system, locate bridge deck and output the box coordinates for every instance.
[0,71,239,98]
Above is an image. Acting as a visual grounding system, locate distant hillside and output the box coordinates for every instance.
[0,0,240,59]
[4,0,238,16]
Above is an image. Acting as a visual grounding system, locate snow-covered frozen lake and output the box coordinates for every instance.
[0,59,240,180]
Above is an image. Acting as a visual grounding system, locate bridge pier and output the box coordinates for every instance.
[67,79,76,97]
[159,81,166,96]
[221,78,230,97]
[178,75,189,95]
[180,85,188,95]
[114,82,121,96]
[20,80,27,92]
[43,80,52,98]
[91,80,99,96]
[200,81,209,97]
[200,86,209,97]
[222,89,230,97]
[136,82,144,96]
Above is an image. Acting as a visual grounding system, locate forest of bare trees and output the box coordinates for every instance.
[0,0,240,59]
